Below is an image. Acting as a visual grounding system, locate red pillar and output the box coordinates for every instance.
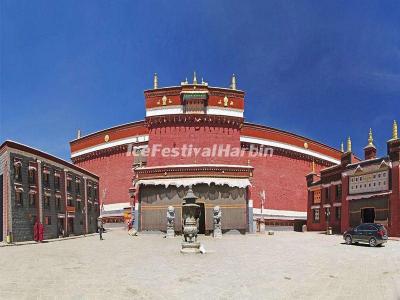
[341,175,349,233]
[389,162,399,236]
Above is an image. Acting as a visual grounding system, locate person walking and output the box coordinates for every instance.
[98,217,104,240]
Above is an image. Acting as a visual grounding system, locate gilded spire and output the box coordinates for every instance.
[312,160,316,173]
[153,73,158,89]
[366,128,375,147]
[193,71,197,84]
[230,74,237,90]
[340,141,344,152]
[391,120,398,140]
[347,136,352,153]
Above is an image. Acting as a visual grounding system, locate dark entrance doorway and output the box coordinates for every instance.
[198,203,205,234]
[58,218,65,237]
[68,218,74,235]
[361,208,375,223]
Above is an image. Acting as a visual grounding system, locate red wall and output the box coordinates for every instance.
[147,125,241,166]
[75,150,134,206]
[243,154,324,212]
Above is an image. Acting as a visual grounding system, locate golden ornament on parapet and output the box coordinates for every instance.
[104,134,110,142]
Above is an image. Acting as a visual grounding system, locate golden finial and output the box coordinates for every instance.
[392,120,398,140]
[340,141,344,152]
[312,160,316,173]
[193,71,197,84]
[230,74,237,90]
[347,136,352,153]
[367,128,374,146]
[153,73,158,89]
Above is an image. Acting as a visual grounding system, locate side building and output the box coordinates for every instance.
[306,122,400,237]
[0,140,100,242]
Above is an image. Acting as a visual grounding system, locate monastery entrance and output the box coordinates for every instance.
[361,208,375,223]
[197,203,205,234]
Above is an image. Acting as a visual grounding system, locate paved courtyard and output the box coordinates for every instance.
[0,229,399,300]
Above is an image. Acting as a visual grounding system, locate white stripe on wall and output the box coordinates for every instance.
[240,136,340,164]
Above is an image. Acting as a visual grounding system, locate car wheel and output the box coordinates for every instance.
[345,235,352,245]
[369,237,377,247]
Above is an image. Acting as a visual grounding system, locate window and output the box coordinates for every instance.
[28,169,36,184]
[45,216,51,225]
[43,172,50,187]
[76,201,81,210]
[335,207,341,220]
[67,179,72,192]
[76,181,81,194]
[67,197,73,207]
[324,188,329,202]
[87,185,92,198]
[335,185,342,200]
[325,208,331,221]
[54,176,60,190]
[313,190,321,204]
[15,191,23,207]
[56,197,62,210]
[44,195,50,209]
[29,193,36,207]
[14,164,22,181]
[313,209,320,222]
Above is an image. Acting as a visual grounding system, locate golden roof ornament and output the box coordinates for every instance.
[193,71,198,84]
[77,129,81,139]
[391,120,398,140]
[367,128,375,147]
[153,73,158,89]
[347,136,352,153]
[230,74,237,90]
[312,160,316,173]
[340,141,344,152]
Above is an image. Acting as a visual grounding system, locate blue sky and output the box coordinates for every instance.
[1,0,399,160]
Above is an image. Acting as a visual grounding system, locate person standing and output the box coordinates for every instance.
[97,217,104,240]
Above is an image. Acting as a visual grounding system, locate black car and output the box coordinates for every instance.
[343,223,388,247]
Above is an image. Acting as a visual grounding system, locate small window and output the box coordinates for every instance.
[14,163,22,181]
[67,179,72,192]
[54,176,60,190]
[335,207,341,220]
[313,209,320,222]
[43,172,50,186]
[76,182,81,194]
[15,191,23,207]
[56,198,62,210]
[28,169,36,184]
[29,193,36,207]
[45,216,51,225]
[44,195,51,209]
[383,173,386,177]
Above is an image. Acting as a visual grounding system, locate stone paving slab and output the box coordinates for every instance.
[0,230,399,299]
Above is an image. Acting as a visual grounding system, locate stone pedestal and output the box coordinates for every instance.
[213,227,222,238]
[259,220,266,234]
[181,241,201,254]
[166,228,175,238]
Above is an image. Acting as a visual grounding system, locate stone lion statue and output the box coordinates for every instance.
[213,205,222,225]
[167,206,175,228]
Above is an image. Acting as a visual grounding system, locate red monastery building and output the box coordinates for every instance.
[70,74,343,233]
[306,123,400,237]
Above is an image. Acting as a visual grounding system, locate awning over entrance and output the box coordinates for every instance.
[137,177,251,188]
